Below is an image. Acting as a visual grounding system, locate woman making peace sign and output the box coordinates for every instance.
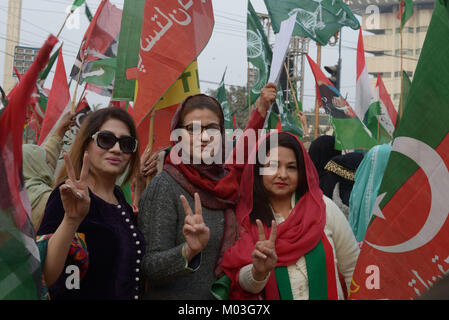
[220,132,359,300]
[37,108,145,300]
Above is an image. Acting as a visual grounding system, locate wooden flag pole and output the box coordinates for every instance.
[56,11,72,38]
[247,61,251,119]
[71,53,86,114]
[314,45,322,139]
[284,62,301,115]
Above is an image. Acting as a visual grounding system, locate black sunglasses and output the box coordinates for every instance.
[91,130,138,154]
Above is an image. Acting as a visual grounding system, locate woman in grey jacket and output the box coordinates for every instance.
[138,84,276,299]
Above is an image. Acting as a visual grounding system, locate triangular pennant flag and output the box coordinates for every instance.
[38,49,71,146]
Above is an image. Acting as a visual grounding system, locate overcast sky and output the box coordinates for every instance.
[0,0,363,111]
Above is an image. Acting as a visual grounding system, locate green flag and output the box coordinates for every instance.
[85,3,93,22]
[71,0,86,12]
[38,45,61,81]
[264,0,360,46]
[214,69,234,130]
[247,0,272,105]
[397,70,412,126]
[397,0,414,29]
[349,0,449,300]
[365,100,394,144]
[113,0,146,101]
[83,58,117,87]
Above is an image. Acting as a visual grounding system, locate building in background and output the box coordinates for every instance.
[2,0,22,94]
[347,0,434,109]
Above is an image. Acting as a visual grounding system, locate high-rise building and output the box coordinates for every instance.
[2,0,22,94]
[347,0,434,110]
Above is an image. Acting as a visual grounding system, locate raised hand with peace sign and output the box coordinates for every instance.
[59,150,91,225]
[180,193,210,261]
[251,219,278,281]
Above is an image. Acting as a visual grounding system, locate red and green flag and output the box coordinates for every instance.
[349,0,449,299]
[133,0,214,126]
[38,49,71,146]
[0,35,57,299]
[70,0,122,97]
[307,54,376,151]
[397,0,414,30]
[112,0,146,101]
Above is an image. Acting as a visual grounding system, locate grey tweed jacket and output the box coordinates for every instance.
[137,170,225,300]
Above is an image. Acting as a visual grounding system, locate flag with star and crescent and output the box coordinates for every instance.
[349,0,449,300]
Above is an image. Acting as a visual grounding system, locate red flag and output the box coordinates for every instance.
[133,0,214,126]
[38,49,70,145]
[0,35,57,299]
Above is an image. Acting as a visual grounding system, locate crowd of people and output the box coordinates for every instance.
[24,82,396,300]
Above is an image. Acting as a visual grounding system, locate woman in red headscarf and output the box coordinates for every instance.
[137,83,277,299]
[219,132,359,300]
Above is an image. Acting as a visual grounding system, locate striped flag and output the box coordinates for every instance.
[397,0,414,30]
[357,29,395,143]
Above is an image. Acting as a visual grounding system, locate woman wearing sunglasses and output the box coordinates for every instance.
[138,83,277,299]
[37,107,145,300]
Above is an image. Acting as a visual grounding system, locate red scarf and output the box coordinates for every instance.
[220,132,329,299]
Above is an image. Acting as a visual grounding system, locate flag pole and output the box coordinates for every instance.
[284,62,301,115]
[247,61,251,119]
[71,53,86,114]
[314,45,322,139]
[56,11,72,38]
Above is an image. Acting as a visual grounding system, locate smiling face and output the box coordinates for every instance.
[262,146,299,203]
[86,118,133,179]
[180,108,222,163]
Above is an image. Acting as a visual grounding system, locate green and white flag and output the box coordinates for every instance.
[264,0,360,46]
[83,57,117,87]
[247,0,272,105]
[214,68,234,130]
[71,0,86,12]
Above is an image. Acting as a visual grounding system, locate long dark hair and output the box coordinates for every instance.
[251,132,308,226]
[56,107,140,187]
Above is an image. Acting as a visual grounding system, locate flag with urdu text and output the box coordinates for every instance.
[349,0,449,299]
[247,0,272,105]
[397,0,414,29]
[356,28,394,144]
[0,35,58,300]
[133,0,214,127]
[214,68,235,130]
[263,0,360,46]
[307,54,376,150]
[112,0,145,101]
[70,0,122,96]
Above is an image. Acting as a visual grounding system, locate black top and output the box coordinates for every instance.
[37,184,145,300]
